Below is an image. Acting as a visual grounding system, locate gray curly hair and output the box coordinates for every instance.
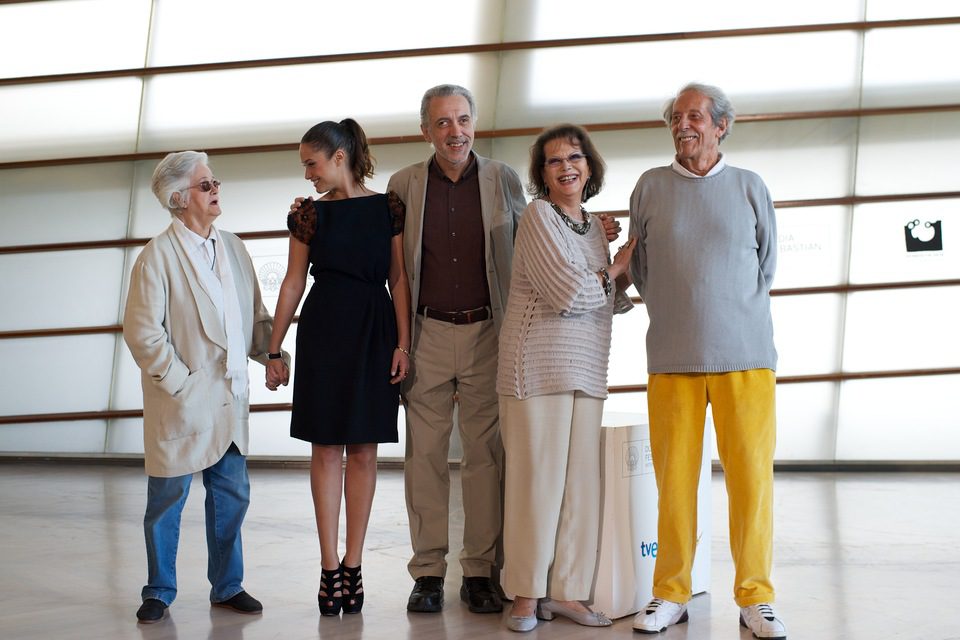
[661,82,736,142]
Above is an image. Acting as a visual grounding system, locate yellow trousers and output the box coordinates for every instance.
[647,369,776,607]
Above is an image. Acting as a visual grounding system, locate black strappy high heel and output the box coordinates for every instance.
[318,566,342,616]
[341,563,364,614]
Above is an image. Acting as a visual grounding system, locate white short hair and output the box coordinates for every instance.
[151,151,209,214]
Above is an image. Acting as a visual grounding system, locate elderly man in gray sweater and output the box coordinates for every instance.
[628,83,786,640]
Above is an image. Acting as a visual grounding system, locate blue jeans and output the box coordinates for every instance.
[141,443,250,605]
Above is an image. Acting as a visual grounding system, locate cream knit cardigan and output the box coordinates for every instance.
[497,199,629,400]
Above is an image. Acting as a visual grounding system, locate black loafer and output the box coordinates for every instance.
[212,590,263,614]
[460,577,503,613]
[136,598,168,624]
[407,576,444,613]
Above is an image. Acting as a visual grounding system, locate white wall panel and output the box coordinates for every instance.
[248,411,308,457]
[243,237,299,314]
[601,392,647,417]
[105,418,145,455]
[775,206,851,289]
[862,26,960,107]
[774,382,839,461]
[849,200,958,284]
[722,119,857,203]
[772,294,844,377]
[111,337,145,411]
[0,249,126,331]
[609,304,650,387]
[128,162,174,240]
[836,376,960,460]
[0,420,108,454]
[511,0,862,39]
[0,80,143,163]
[0,0,151,78]
[0,336,115,415]
[495,33,861,129]
[0,163,134,246]
[843,287,960,372]
[137,55,500,151]
[149,0,495,66]
[867,0,959,19]
[856,113,960,196]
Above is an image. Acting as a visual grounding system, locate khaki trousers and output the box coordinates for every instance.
[647,369,777,607]
[500,391,603,601]
[403,316,503,579]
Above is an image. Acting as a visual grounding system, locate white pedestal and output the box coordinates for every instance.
[591,412,711,619]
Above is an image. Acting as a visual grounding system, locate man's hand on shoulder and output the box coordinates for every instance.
[598,214,622,242]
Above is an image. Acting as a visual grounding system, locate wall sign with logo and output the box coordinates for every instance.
[904,219,943,252]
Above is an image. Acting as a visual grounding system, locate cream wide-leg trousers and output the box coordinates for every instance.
[500,391,603,601]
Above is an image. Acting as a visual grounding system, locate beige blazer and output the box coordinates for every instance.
[123,225,275,478]
[387,153,526,350]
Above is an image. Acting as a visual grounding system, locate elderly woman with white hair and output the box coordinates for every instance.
[123,151,283,624]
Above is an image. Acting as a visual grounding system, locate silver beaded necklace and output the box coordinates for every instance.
[546,199,591,235]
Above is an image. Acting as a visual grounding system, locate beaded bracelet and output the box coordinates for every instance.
[598,268,613,296]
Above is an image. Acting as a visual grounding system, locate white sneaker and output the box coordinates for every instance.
[740,603,787,639]
[632,598,688,633]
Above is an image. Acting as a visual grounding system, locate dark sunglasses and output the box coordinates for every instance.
[189,179,221,192]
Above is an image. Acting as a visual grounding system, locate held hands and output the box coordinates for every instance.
[389,347,410,385]
[608,237,637,279]
[265,358,289,391]
[598,213,622,242]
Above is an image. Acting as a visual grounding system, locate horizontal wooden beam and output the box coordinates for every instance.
[3,17,957,86]
[2,103,959,171]
[2,189,958,255]
[3,367,958,425]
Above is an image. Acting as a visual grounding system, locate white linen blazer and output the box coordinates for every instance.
[123,224,275,477]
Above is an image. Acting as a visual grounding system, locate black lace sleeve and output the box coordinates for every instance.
[387,191,406,236]
[286,197,317,244]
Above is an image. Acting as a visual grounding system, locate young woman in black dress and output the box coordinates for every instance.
[266,119,411,615]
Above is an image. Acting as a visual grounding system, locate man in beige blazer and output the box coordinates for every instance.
[387,84,526,615]
[123,151,281,624]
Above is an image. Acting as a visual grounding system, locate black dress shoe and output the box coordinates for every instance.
[407,576,444,613]
[460,577,503,613]
[136,598,168,624]
[212,591,263,614]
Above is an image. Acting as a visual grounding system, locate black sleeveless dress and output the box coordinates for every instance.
[286,192,405,445]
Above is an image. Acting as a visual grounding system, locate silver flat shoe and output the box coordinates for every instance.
[537,598,612,627]
[505,613,538,632]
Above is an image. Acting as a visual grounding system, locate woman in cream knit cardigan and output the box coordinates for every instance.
[497,124,635,632]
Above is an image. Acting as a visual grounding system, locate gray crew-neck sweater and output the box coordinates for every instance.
[628,164,778,374]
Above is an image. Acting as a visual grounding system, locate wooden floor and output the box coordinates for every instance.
[1,462,957,640]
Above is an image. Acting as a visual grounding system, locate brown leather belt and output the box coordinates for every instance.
[417,305,490,325]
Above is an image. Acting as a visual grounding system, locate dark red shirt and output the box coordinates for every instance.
[417,154,490,312]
